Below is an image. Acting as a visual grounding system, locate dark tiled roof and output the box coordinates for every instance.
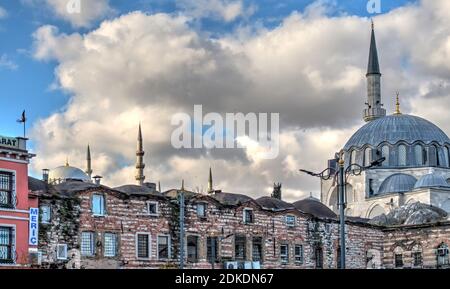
[114,184,164,197]
[255,197,295,211]
[28,176,48,192]
[292,197,337,219]
[53,180,110,197]
[210,191,253,206]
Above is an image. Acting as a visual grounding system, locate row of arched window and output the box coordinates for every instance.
[348,144,450,168]
[393,243,449,268]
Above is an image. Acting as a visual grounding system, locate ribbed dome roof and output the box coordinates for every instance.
[48,165,90,183]
[414,173,450,189]
[344,114,450,150]
[378,173,417,195]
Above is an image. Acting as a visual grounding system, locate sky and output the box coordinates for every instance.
[2,0,450,202]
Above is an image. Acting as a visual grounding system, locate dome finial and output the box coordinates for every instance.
[394,91,401,115]
[65,156,69,167]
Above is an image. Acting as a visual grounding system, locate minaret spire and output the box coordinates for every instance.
[394,91,402,115]
[135,123,145,185]
[363,20,386,122]
[86,144,93,180]
[207,167,213,193]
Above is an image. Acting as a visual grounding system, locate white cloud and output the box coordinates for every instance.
[176,0,254,22]
[0,6,7,19]
[29,0,450,202]
[23,0,114,28]
[0,54,18,70]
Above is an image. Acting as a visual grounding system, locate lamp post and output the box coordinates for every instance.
[300,150,385,269]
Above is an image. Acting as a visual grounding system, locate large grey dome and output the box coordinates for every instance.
[414,173,450,189]
[48,165,90,183]
[344,114,450,150]
[378,173,417,195]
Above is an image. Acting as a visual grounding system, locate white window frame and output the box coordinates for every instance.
[40,205,51,224]
[243,207,254,224]
[56,244,68,260]
[157,234,171,260]
[280,244,289,264]
[196,202,207,218]
[285,215,296,227]
[135,232,151,260]
[0,224,16,266]
[0,169,16,210]
[103,232,118,258]
[146,201,159,216]
[91,194,106,217]
[294,244,304,265]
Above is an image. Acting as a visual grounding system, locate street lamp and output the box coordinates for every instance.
[300,150,385,269]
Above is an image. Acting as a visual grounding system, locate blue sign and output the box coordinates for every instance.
[29,208,39,246]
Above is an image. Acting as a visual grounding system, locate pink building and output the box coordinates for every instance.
[0,135,36,267]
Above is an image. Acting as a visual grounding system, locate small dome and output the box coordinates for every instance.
[414,173,450,189]
[378,173,417,195]
[48,165,90,183]
[344,114,450,150]
[292,197,337,219]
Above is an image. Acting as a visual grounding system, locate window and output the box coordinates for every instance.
[147,201,158,216]
[285,215,296,227]
[412,252,422,267]
[207,237,219,263]
[280,244,289,264]
[0,226,14,264]
[395,254,403,268]
[350,150,357,170]
[364,148,372,167]
[434,145,440,166]
[197,203,207,218]
[295,245,303,265]
[187,236,198,263]
[398,145,407,166]
[252,237,263,262]
[136,233,150,259]
[0,172,14,209]
[92,194,105,216]
[57,244,68,260]
[235,236,246,260]
[243,208,254,224]
[437,243,449,268]
[415,145,425,166]
[381,145,389,166]
[81,232,95,256]
[315,246,323,269]
[40,205,51,224]
[368,179,374,196]
[158,235,170,260]
[445,147,450,167]
[104,233,117,257]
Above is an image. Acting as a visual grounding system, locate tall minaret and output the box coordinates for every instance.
[86,144,93,180]
[135,124,145,185]
[207,167,213,193]
[363,21,386,122]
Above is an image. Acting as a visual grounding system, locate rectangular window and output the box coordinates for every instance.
[207,237,219,263]
[295,245,304,264]
[57,244,68,260]
[395,254,403,268]
[158,235,170,260]
[197,203,207,218]
[235,236,246,260]
[0,172,14,209]
[104,233,117,257]
[92,194,105,216]
[81,232,95,256]
[187,236,198,263]
[280,244,289,264]
[412,252,422,267]
[147,201,158,216]
[243,208,254,224]
[252,237,263,262]
[285,215,296,227]
[40,205,51,224]
[136,234,150,259]
[0,227,14,264]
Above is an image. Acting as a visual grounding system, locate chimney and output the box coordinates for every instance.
[93,175,103,185]
[42,169,49,183]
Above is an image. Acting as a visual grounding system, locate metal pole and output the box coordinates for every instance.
[338,156,346,269]
[179,191,185,269]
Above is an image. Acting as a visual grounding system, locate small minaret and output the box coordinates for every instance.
[135,124,145,186]
[363,20,386,122]
[207,167,213,193]
[86,144,93,180]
